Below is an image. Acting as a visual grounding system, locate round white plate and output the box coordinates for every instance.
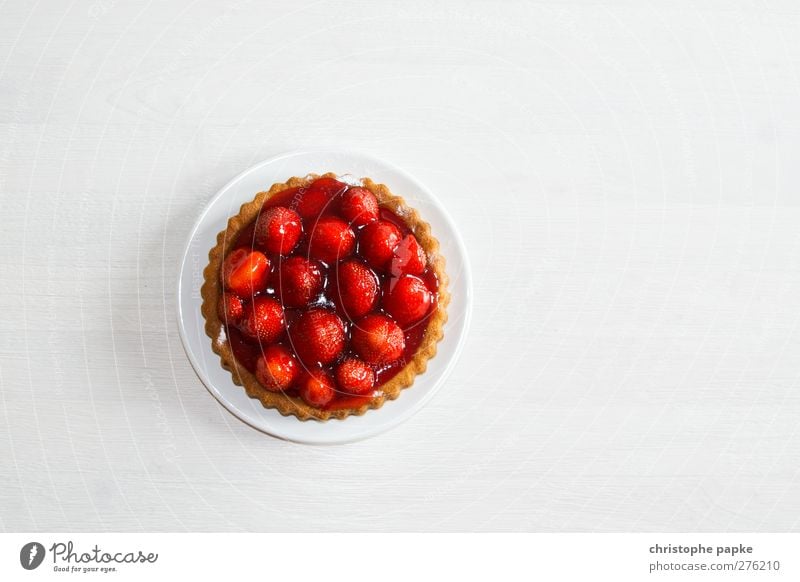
[176,150,472,444]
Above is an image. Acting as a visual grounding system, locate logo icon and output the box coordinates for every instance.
[20,542,45,570]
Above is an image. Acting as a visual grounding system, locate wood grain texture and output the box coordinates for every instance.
[1,0,800,532]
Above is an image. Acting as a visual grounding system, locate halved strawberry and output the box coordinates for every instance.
[217,292,244,324]
[221,248,270,298]
[254,206,302,255]
[383,274,432,327]
[332,260,379,320]
[295,177,347,219]
[255,344,299,392]
[389,234,427,277]
[289,309,346,365]
[351,314,405,365]
[358,220,402,271]
[298,370,335,407]
[339,187,379,228]
[308,216,355,264]
[335,358,375,395]
[276,256,323,308]
[239,296,285,343]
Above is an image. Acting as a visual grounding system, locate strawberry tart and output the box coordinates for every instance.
[201,173,449,420]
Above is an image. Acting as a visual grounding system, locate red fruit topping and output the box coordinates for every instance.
[339,187,379,228]
[239,296,285,343]
[335,358,375,395]
[359,220,402,271]
[254,206,302,255]
[298,370,335,408]
[389,234,427,277]
[276,256,323,308]
[383,274,433,327]
[351,314,405,365]
[221,248,270,298]
[217,292,244,324]
[295,177,347,219]
[255,344,299,392]
[332,260,379,320]
[308,216,355,263]
[289,309,346,365]
[217,175,443,411]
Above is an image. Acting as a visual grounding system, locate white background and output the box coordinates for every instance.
[1,0,800,532]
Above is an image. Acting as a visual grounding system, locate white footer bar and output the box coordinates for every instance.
[1,533,797,581]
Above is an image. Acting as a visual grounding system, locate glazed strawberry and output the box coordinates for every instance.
[217,292,244,324]
[332,260,379,320]
[351,314,405,365]
[308,216,355,263]
[295,177,347,219]
[221,248,270,298]
[389,234,427,277]
[239,296,285,343]
[359,220,402,271]
[289,309,346,365]
[254,206,302,255]
[335,358,375,395]
[255,344,299,392]
[383,274,433,327]
[339,187,379,227]
[298,370,336,407]
[276,256,323,308]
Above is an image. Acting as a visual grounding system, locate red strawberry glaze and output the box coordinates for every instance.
[323,394,376,411]
[227,326,262,372]
[222,177,440,410]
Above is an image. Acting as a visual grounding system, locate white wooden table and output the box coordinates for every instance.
[2,0,799,531]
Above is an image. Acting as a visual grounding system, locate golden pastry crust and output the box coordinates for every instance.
[200,173,450,421]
